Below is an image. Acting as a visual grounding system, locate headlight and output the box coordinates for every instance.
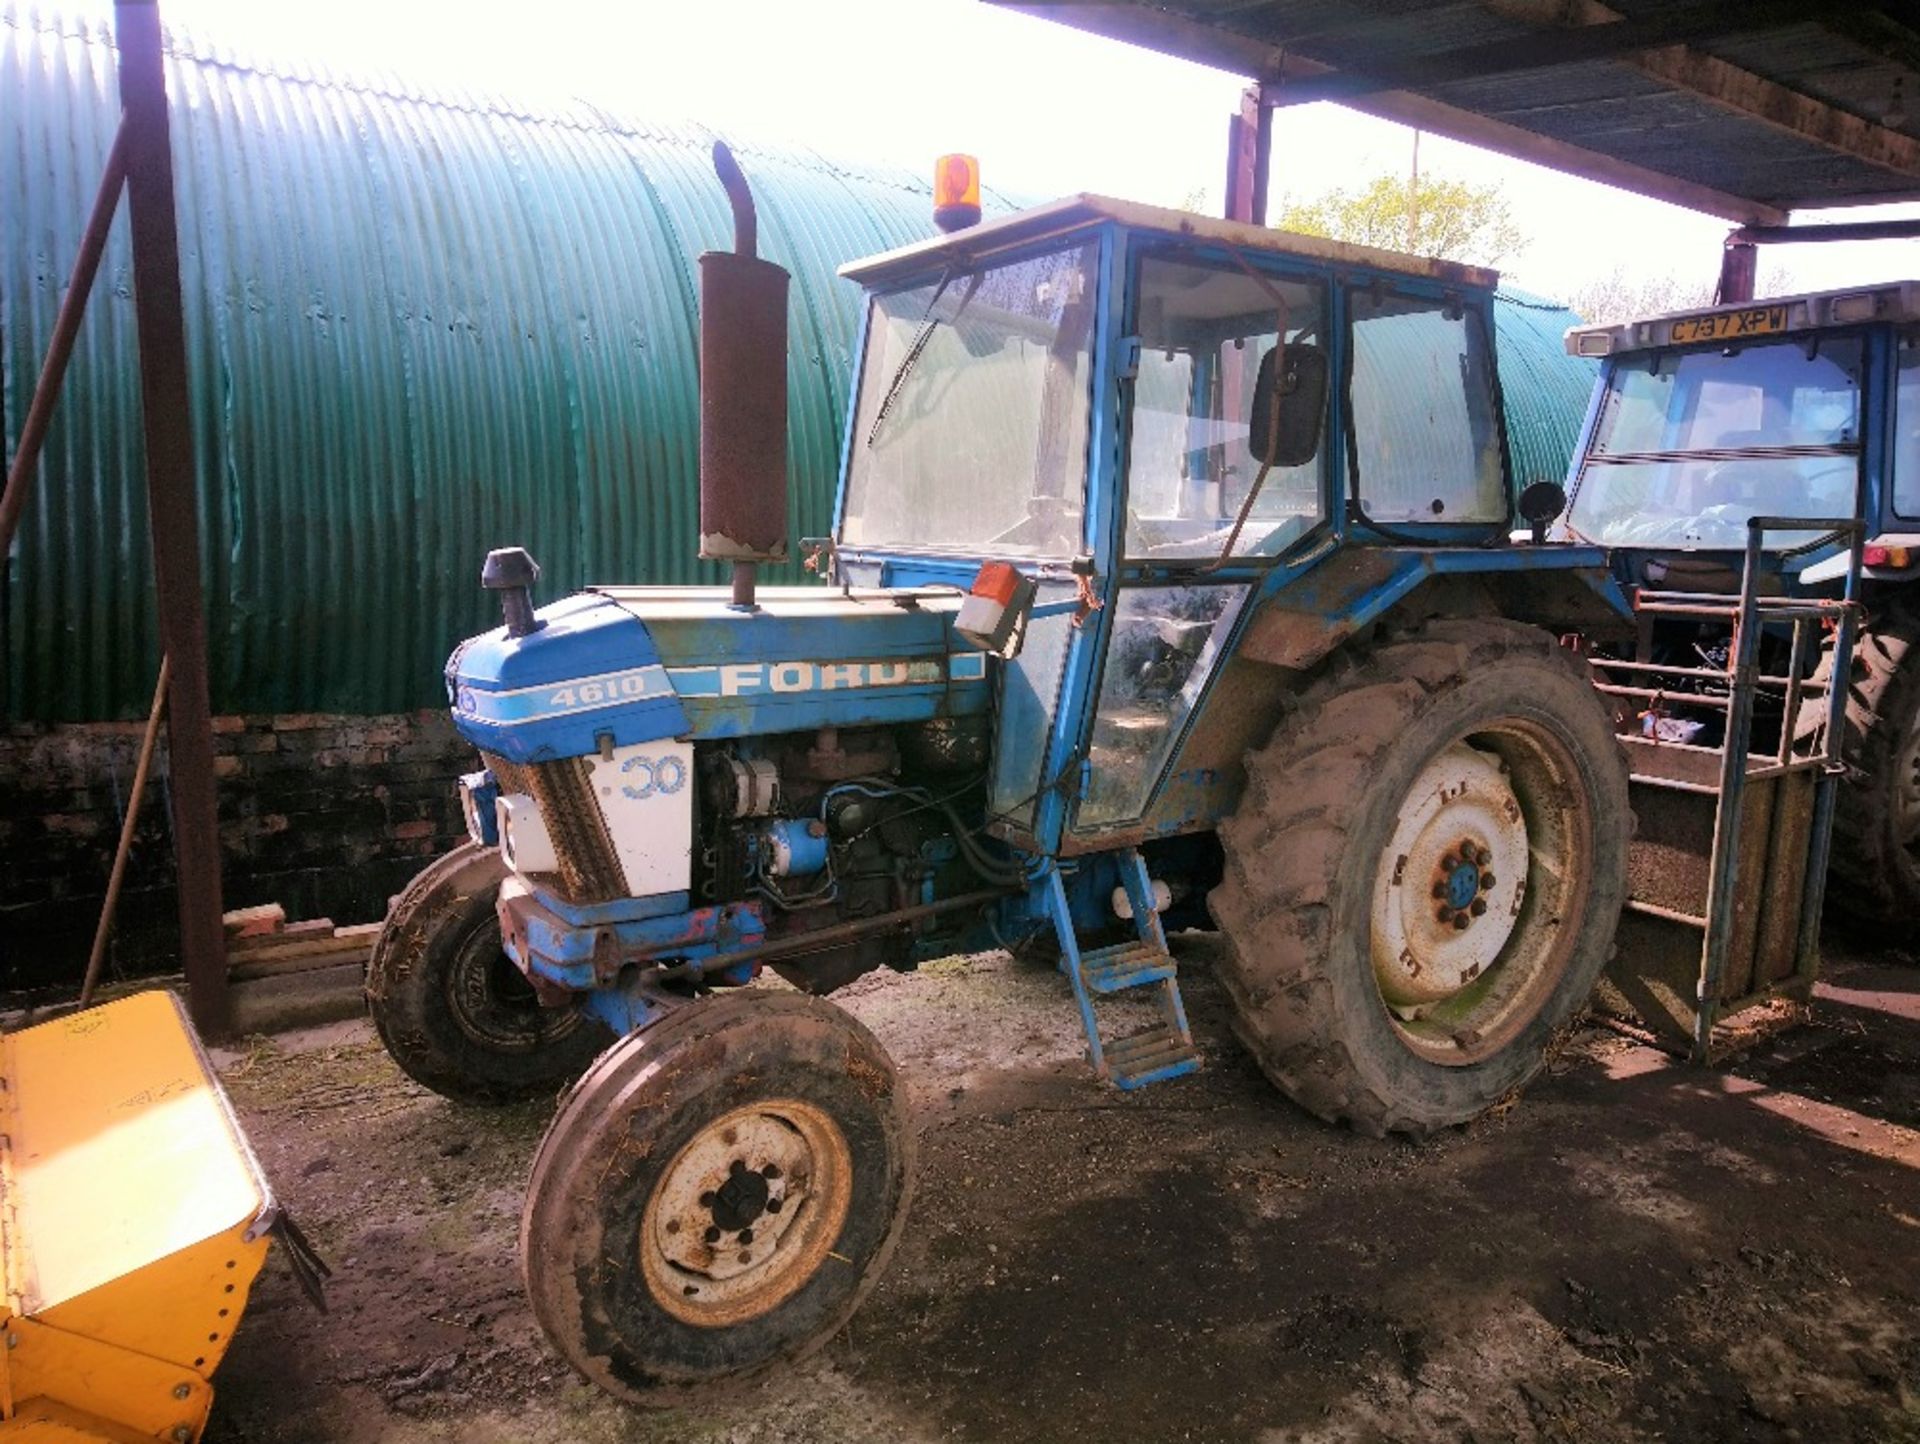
[496,793,560,876]
[459,770,500,847]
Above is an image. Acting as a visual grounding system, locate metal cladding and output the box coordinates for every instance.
[1,4,1599,720]
[1492,287,1599,490]
[1,3,974,719]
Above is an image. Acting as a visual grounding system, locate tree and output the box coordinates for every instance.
[1564,264,1795,325]
[1275,173,1524,267]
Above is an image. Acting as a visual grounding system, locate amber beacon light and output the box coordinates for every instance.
[933,153,982,232]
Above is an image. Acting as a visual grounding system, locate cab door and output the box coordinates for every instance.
[1072,248,1334,838]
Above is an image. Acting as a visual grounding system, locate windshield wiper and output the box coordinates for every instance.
[866,269,982,446]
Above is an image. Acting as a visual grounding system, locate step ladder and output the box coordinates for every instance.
[1044,849,1200,1090]
[1584,513,1864,1063]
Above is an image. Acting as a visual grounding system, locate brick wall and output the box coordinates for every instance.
[0,710,475,993]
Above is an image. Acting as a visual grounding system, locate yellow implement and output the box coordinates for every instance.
[0,992,278,1442]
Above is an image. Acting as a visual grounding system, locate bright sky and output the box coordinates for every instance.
[153,0,1920,302]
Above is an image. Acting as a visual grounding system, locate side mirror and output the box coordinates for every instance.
[1248,343,1329,469]
[1517,480,1568,545]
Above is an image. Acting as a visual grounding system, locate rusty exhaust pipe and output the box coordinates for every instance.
[699,142,789,611]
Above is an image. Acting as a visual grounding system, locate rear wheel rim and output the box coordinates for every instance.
[1370,718,1590,1067]
[444,922,583,1054]
[639,1098,854,1328]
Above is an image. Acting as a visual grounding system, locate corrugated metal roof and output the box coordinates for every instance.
[1015,1,1920,224]
[2,3,1596,720]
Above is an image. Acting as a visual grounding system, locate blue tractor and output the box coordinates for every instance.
[1559,289,1920,931]
[367,149,1633,1403]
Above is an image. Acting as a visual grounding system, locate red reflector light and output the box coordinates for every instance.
[1863,544,1912,568]
[969,560,1024,604]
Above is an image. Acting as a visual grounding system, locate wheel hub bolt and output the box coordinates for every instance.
[1470,898,1488,917]
[1452,913,1470,931]
[710,1162,772,1233]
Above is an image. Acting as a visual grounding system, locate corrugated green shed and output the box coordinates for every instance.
[1495,286,1599,488]
[2,4,1596,720]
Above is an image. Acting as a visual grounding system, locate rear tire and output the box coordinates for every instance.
[1797,604,1920,931]
[521,991,913,1405]
[366,844,607,1105]
[1210,618,1630,1136]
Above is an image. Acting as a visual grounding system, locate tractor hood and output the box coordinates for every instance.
[448,584,990,763]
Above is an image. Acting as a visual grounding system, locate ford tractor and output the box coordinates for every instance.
[1560,288,1919,932]
[367,147,1635,1404]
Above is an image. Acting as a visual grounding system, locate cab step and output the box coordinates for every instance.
[1079,940,1178,993]
[1044,849,1199,1091]
[1103,1024,1202,1090]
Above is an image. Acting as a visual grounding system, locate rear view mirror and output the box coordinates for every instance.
[1249,343,1329,469]
[1517,479,1568,545]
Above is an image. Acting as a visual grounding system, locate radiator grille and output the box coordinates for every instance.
[485,754,628,903]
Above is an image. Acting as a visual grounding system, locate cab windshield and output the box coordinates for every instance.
[1567,338,1862,549]
[839,241,1099,558]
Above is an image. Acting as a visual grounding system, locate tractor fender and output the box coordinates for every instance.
[1238,547,1630,673]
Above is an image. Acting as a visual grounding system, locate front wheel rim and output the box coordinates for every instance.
[639,1098,854,1328]
[1371,719,1592,1067]
[444,922,584,1054]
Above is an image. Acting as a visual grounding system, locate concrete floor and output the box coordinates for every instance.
[207,934,1920,1444]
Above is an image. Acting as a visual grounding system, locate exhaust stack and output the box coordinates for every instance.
[699,142,790,611]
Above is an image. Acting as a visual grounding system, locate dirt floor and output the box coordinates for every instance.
[207,932,1920,1444]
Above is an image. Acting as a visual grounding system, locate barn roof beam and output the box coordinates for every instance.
[1266,0,1812,108]
[997,2,1791,224]
[1482,0,1920,188]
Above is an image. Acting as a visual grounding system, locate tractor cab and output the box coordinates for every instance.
[832,196,1577,851]
[1559,282,1920,590]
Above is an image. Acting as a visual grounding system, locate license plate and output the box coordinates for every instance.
[1669,304,1789,344]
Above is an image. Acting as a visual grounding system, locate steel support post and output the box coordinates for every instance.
[1716,237,1757,304]
[114,0,229,1035]
[1224,83,1271,225]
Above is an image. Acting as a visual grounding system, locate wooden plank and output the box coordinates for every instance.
[225,933,367,967]
[229,945,372,982]
[229,960,368,1032]
[994,2,1790,224]
[226,919,336,954]
[221,903,285,939]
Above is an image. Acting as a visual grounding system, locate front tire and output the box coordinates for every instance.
[1210,618,1630,1136]
[521,991,914,1405]
[366,844,607,1104]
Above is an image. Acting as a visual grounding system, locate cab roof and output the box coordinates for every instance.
[838,194,1501,292]
[1566,279,1920,359]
